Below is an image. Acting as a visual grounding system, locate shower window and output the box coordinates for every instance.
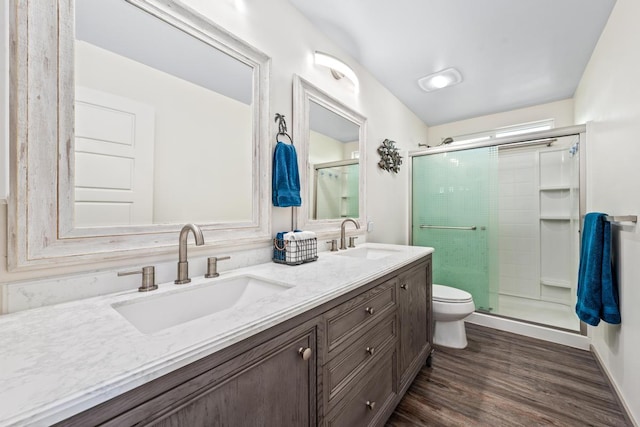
[444,119,555,145]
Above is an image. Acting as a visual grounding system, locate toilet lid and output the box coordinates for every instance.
[433,284,473,303]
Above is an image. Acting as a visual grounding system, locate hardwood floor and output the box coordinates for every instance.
[387,323,631,426]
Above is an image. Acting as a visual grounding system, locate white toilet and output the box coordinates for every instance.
[432,284,475,349]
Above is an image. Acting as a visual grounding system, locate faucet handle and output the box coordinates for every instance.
[118,266,158,292]
[326,239,338,252]
[205,256,231,278]
[348,236,358,248]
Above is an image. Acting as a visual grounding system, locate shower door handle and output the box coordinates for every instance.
[419,225,477,231]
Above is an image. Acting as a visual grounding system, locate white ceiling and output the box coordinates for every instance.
[76,0,253,105]
[289,0,616,126]
[310,101,360,142]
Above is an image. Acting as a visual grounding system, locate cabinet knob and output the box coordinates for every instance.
[365,306,375,315]
[298,347,312,361]
[366,346,375,356]
[400,283,408,290]
[366,400,376,411]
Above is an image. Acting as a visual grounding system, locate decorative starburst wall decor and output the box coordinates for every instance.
[377,139,402,173]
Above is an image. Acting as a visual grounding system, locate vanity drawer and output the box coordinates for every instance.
[324,278,397,355]
[325,347,397,427]
[325,313,396,410]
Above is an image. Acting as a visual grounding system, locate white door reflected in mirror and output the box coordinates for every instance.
[74,87,155,227]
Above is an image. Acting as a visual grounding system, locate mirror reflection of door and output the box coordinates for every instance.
[74,0,254,227]
[308,101,360,220]
[74,87,155,227]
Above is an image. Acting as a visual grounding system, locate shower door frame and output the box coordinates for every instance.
[408,124,588,335]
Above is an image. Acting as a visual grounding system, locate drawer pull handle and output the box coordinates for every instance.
[400,283,408,290]
[366,346,375,356]
[366,400,376,411]
[298,347,312,361]
[365,307,375,315]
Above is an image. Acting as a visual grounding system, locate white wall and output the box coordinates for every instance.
[427,98,574,146]
[574,0,640,422]
[308,130,343,164]
[0,0,428,310]
[342,140,359,159]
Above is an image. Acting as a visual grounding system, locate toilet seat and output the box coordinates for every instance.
[433,284,473,303]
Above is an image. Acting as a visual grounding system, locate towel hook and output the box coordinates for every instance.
[275,113,293,144]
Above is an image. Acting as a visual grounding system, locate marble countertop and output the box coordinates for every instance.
[0,243,433,426]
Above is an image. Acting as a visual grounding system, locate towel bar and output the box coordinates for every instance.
[420,225,477,230]
[604,215,637,223]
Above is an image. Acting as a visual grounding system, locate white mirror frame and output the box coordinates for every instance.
[8,0,271,271]
[293,75,367,237]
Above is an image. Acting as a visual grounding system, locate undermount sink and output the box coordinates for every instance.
[112,275,292,334]
[335,247,401,260]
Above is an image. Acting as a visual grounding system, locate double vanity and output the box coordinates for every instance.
[4,1,433,425]
[0,244,433,426]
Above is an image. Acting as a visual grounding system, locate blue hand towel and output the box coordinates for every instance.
[575,212,621,326]
[273,231,287,261]
[272,142,301,207]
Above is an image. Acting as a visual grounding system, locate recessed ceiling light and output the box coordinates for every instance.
[418,68,463,92]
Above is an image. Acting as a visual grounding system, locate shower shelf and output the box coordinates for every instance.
[541,278,572,289]
[539,185,571,191]
[540,215,571,221]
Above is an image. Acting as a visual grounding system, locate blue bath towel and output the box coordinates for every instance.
[575,212,621,326]
[272,142,301,207]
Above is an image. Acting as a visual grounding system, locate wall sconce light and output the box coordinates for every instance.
[314,51,360,93]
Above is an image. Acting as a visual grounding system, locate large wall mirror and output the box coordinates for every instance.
[293,75,366,235]
[8,0,270,270]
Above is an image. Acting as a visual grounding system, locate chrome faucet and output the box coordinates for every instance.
[340,218,361,250]
[175,223,205,284]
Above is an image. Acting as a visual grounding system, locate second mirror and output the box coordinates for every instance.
[293,75,367,235]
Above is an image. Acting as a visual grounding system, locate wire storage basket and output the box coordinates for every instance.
[273,235,318,265]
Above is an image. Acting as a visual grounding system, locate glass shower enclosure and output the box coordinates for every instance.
[313,160,359,220]
[411,133,582,331]
[412,147,498,312]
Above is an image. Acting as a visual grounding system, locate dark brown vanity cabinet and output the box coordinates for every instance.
[60,255,432,427]
[398,260,432,389]
[321,277,399,426]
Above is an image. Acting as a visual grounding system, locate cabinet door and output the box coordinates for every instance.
[96,324,318,427]
[398,260,431,387]
[151,329,316,427]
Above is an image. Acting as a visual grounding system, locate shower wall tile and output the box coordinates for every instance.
[499,223,537,238]
[498,151,540,300]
